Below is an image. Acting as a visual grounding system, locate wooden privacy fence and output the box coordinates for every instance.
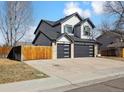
[22,45,52,61]
[120,48,124,58]
[8,45,52,61]
[0,47,12,58]
[100,49,116,56]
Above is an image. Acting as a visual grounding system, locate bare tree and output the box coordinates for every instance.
[104,1,124,30]
[0,1,33,46]
[98,20,113,34]
[90,28,99,39]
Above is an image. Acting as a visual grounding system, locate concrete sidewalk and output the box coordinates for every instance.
[0,71,124,92]
[0,76,70,92]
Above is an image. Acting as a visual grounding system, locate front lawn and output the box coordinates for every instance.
[0,59,48,84]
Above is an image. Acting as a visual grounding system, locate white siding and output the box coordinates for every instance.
[81,21,93,39]
[57,36,71,43]
[61,15,80,34]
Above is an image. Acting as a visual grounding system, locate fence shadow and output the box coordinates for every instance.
[7,46,21,61]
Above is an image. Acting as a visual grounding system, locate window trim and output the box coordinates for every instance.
[64,24,73,34]
[83,26,90,36]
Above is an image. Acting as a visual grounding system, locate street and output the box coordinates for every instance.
[67,77,124,92]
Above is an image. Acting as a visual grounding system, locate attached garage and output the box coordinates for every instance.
[74,43,94,57]
[57,44,71,58]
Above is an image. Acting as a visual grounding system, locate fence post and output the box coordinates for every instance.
[21,46,23,62]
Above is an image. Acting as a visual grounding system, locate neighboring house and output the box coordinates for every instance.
[33,12,99,59]
[97,31,124,57]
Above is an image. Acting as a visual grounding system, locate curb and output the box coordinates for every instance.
[41,72,124,92]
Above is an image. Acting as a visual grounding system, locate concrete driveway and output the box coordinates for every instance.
[25,58,124,85]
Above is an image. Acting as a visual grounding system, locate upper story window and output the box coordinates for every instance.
[64,24,73,34]
[84,26,90,36]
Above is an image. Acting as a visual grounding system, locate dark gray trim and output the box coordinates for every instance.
[75,18,95,28]
[34,20,56,34]
[32,31,41,44]
[32,31,53,44]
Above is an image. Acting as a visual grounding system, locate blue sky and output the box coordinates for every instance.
[32,1,109,27]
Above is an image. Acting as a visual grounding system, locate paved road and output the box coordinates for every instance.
[67,77,124,92]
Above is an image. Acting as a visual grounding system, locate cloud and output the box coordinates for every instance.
[82,9,91,18]
[64,2,91,18]
[91,1,105,15]
[82,1,91,5]
[64,2,82,15]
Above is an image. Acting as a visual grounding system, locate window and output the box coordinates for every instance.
[84,26,90,36]
[64,25,73,34]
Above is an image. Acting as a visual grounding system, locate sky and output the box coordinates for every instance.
[32,1,108,27]
[0,1,113,45]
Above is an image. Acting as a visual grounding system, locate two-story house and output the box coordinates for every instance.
[33,12,99,59]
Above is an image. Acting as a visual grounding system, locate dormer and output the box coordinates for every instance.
[60,13,83,35]
[74,18,95,39]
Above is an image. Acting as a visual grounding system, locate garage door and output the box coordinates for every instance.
[57,44,71,58]
[74,44,94,57]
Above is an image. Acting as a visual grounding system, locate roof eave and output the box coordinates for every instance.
[61,13,83,24]
[34,20,43,34]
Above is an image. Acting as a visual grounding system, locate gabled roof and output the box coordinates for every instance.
[33,28,98,44]
[34,20,55,34]
[75,18,95,28]
[40,30,59,40]
[68,35,96,43]
[96,31,123,40]
[56,33,74,42]
[107,42,124,48]
[43,20,55,26]
[54,12,83,25]
[33,12,96,44]
[34,12,83,34]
